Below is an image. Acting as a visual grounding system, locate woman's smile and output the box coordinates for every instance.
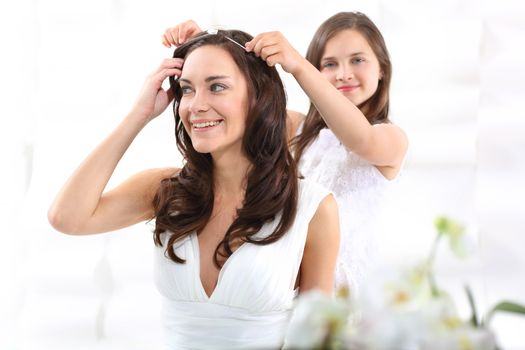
[191,118,225,132]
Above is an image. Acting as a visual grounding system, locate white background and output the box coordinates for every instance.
[1,0,524,349]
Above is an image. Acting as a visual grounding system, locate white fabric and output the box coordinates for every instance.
[154,179,331,350]
[299,127,396,295]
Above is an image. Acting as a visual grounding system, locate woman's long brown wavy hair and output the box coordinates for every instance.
[153,30,298,267]
[292,12,393,162]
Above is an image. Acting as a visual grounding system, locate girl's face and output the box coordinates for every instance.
[320,29,382,107]
[178,45,249,157]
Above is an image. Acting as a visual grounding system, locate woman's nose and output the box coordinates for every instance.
[188,90,209,114]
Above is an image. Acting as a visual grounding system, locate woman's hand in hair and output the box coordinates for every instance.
[130,58,183,123]
[162,20,202,47]
[245,31,305,74]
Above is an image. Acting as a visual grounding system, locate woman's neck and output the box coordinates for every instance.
[212,151,251,200]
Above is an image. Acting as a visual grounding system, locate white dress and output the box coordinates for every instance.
[154,180,331,350]
[299,128,395,295]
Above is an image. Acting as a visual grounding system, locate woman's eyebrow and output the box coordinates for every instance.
[179,75,232,84]
[205,75,232,82]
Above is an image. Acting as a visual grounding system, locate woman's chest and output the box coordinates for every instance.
[197,207,245,297]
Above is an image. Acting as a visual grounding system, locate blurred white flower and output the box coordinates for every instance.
[448,230,476,259]
[284,216,520,350]
[421,326,497,350]
[384,263,433,312]
[434,216,476,259]
[347,308,426,350]
[284,289,350,349]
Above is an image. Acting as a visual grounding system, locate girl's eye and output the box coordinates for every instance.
[352,57,365,64]
[210,83,227,93]
[322,62,337,69]
[180,86,193,95]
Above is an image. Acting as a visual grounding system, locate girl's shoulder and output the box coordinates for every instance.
[287,109,306,140]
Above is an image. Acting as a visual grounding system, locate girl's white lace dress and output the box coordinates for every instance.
[299,128,394,295]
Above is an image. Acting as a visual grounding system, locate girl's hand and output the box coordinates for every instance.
[245,31,305,74]
[162,20,202,47]
[130,58,183,123]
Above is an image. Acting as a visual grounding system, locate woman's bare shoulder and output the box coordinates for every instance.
[121,167,180,199]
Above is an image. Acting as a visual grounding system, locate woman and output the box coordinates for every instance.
[163,13,408,296]
[48,29,339,349]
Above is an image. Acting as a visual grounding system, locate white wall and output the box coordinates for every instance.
[1,0,524,349]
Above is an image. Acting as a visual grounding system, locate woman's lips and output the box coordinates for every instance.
[191,119,224,132]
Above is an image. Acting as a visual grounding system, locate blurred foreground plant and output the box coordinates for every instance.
[285,216,525,350]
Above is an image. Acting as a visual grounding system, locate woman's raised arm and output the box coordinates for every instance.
[48,58,182,235]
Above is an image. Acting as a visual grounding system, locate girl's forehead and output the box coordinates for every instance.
[328,29,369,47]
[323,29,375,56]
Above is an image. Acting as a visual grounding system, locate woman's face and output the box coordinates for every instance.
[178,45,249,157]
[319,29,382,106]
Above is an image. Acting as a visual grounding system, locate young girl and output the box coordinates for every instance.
[163,12,408,296]
[49,29,339,349]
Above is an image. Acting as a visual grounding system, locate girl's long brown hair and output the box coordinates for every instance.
[292,12,393,162]
[153,30,298,267]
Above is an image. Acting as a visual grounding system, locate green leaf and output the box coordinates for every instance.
[433,216,464,238]
[485,301,525,325]
[464,285,479,327]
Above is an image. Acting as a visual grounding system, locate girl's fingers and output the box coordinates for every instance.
[171,20,201,45]
[162,27,176,45]
[246,32,271,50]
[179,23,192,44]
[245,34,263,54]
[248,33,279,57]
[263,52,283,67]
[161,34,171,48]
[166,27,179,46]
[162,21,203,47]
[259,44,281,61]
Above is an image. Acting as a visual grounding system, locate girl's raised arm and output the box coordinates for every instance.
[247,32,407,175]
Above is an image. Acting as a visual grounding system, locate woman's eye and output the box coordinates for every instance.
[352,57,365,64]
[210,84,226,93]
[180,86,193,95]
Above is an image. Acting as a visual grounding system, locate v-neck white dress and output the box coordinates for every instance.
[154,179,331,350]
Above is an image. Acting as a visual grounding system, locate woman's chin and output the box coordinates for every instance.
[192,142,217,155]
[193,146,213,154]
